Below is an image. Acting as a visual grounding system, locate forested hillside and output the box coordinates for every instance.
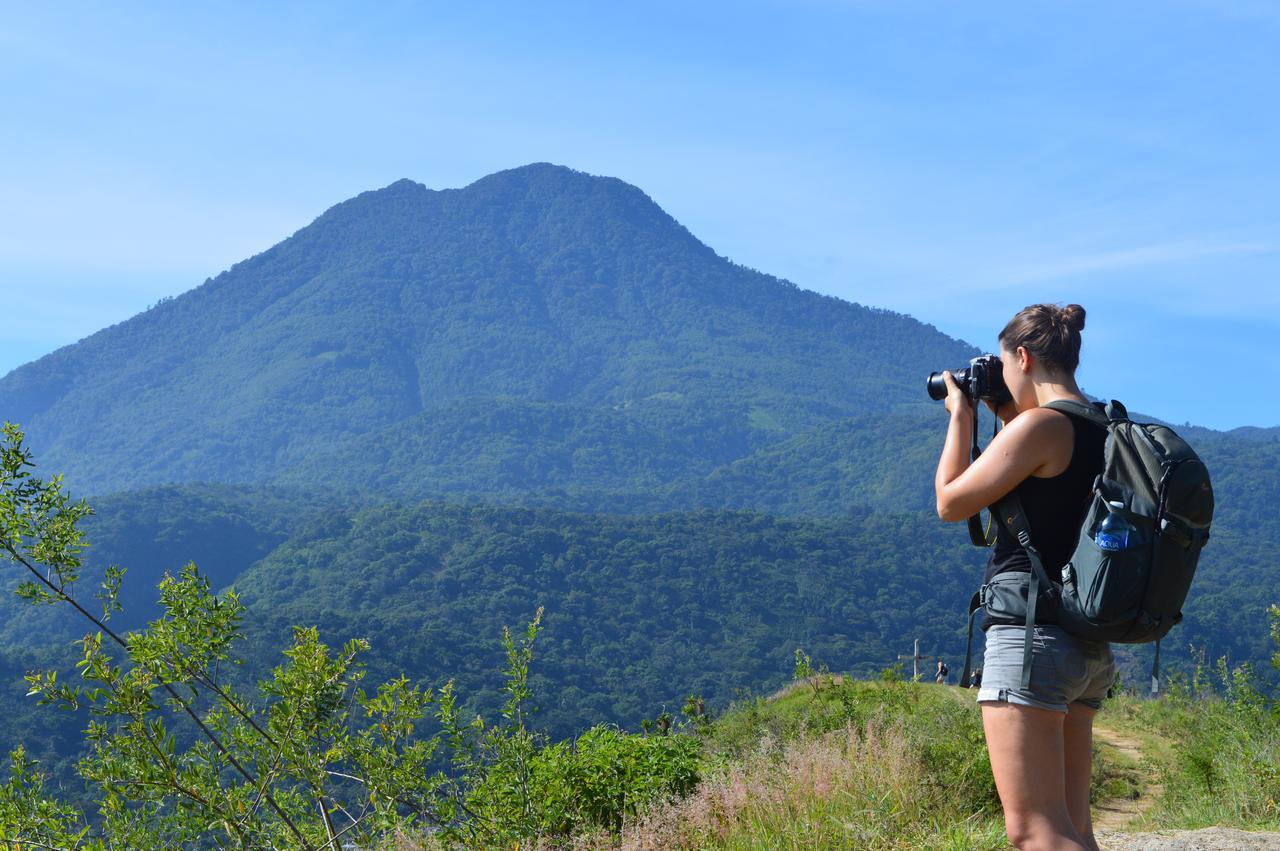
[0,164,973,498]
[2,479,1274,749]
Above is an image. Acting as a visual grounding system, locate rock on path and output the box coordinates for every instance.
[1097,827,1280,850]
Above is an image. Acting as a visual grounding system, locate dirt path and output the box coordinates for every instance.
[1093,725,1163,832]
[1090,726,1280,850]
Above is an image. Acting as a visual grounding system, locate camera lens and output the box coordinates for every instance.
[926,371,949,400]
[927,367,972,401]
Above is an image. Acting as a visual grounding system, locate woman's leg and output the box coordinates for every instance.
[1063,702,1100,851]
[982,702,1090,851]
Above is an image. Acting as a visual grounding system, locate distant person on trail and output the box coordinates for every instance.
[935,658,948,685]
[934,303,1112,851]
[970,667,983,689]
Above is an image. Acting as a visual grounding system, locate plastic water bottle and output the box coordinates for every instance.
[1095,501,1131,551]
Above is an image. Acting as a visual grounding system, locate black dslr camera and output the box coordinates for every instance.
[926,355,1012,405]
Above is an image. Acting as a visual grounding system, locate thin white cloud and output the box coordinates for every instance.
[1000,240,1278,284]
[1167,0,1280,26]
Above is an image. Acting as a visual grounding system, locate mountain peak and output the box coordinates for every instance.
[460,162,659,209]
[467,161,605,187]
[322,163,675,239]
[382,177,428,192]
[368,164,628,201]
[300,163,704,268]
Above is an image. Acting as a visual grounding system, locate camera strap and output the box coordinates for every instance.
[966,404,999,547]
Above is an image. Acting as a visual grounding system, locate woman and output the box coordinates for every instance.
[934,303,1114,851]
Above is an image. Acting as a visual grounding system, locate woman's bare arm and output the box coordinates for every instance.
[935,403,1066,521]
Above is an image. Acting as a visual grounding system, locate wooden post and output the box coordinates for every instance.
[898,638,927,682]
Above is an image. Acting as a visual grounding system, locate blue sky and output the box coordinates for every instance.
[2,1,1277,429]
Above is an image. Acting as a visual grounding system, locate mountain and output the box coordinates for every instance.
[2,162,1275,679]
[0,163,974,498]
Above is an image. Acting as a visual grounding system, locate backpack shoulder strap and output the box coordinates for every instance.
[1042,398,1117,427]
[961,590,982,688]
[992,490,1060,690]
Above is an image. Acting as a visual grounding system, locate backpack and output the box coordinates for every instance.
[939,663,949,677]
[962,399,1214,694]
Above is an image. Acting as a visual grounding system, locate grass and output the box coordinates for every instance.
[591,717,1006,849]
[400,667,1280,849]
[1104,689,1280,832]
[567,677,1006,850]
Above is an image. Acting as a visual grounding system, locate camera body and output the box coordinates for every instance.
[927,355,1012,405]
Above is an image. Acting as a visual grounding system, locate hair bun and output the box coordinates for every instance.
[1059,304,1086,333]
[1000,303,1085,374]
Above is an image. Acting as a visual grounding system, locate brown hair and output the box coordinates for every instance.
[998,303,1086,375]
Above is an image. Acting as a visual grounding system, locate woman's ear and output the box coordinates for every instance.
[1016,346,1033,373]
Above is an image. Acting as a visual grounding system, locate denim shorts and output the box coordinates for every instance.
[977,624,1115,713]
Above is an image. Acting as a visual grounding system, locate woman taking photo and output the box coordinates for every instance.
[934,303,1114,851]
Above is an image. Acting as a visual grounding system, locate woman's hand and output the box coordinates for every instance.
[942,371,972,415]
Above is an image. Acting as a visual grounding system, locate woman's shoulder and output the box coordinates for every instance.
[1028,400,1099,440]
[995,406,1077,474]
[1006,405,1076,439]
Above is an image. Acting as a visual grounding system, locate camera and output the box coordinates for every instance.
[926,355,1012,405]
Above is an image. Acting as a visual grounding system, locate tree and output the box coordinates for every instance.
[0,422,700,849]
[0,422,458,848]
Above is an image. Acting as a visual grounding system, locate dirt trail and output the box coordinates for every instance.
[1091,725,1280,850]
[1093,724,1163,832]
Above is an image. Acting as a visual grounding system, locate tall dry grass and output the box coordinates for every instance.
[394,681,1006,849]
[571,714,1003,850]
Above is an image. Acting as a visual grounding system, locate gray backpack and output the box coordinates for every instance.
[962,399,1215,693]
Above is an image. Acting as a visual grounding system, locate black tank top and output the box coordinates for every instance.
[981,409,1107,630]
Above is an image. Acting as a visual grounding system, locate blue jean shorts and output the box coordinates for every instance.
[977,624,1115,713]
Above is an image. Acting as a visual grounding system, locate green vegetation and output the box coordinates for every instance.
[575,639,1280,850]
[1099,631,1280,832]
[591,680,1007,850]
[0,431,699,848]
[4,419,1280,847]
[180,499,987,737]
[0,482,988,765]
[6,470,1275,737]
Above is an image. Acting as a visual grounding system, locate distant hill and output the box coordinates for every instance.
[2,477,1274,746]
[0,163,974,498]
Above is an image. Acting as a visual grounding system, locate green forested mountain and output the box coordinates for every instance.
[0,163,973,498]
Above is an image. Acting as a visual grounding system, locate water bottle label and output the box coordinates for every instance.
[1096,501,1133,551]
[1096,531,1126,551]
